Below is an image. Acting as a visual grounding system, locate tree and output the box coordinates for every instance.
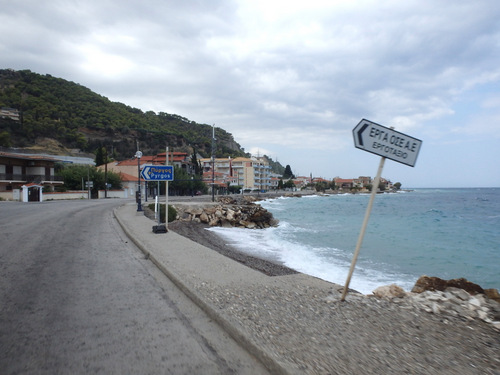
[169,166,206,196]
[95,146,113,167]
[59,164,122,194]
[228,185,241,194]
[95,146,105,166]
[314,181,328,192]
[393,182,402,190]
[283,165,295,179]
[0,131,11,147]
[191,147,202,176]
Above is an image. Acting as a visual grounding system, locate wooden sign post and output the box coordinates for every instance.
[341,119,422,301]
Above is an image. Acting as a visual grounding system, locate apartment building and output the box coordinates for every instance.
[200,156,271,191]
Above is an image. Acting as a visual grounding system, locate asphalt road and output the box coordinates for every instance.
[0,199,268,374]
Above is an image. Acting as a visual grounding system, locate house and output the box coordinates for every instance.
[0,107,20,121]
[334,178,355,190]
[99,151,194,176]
[97,151,195,196]
[117,172,139,198]
[0,152,63,201]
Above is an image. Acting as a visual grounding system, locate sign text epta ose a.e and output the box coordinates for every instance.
[140,165,174,181]
[353,119,422,167]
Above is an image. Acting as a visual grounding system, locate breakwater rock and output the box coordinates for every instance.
[371,277,500,330]
[173,197,278,229]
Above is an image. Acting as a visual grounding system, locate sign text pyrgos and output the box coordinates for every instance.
[141,165,174,181]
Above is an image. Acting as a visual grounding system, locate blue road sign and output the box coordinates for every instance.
[141,165,174,181]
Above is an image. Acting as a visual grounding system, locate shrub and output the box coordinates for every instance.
[148,203,177,223]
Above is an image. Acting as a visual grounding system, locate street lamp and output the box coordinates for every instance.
[135,150,143,211]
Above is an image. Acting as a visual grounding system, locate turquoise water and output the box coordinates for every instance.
[209,188,500,294]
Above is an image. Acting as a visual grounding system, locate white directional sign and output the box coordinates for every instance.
[140,165,174,181]
[353,119,422,167]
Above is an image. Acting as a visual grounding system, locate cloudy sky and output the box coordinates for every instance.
[1,0,499,187]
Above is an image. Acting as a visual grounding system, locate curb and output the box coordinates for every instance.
[113,208,294,375]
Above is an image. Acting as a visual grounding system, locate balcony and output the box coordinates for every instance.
[0,173,64,183]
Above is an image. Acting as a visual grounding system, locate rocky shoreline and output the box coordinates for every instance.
[147,199,500,329]
[167,218,500,329]
[141,198,499,374]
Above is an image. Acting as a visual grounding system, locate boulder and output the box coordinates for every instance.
[199,212,209,223]
[226,208,236,221]
[247,207,273,223]
[373,284,406,299]
[205,206,218,215]
[239,220,256,229]
[411,275,484,295]
[242,196,259,203]
[186,207,203,216]
[217,196,237,204]
[485,288,500,304]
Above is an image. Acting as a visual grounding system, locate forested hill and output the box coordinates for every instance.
[0,69,246,160]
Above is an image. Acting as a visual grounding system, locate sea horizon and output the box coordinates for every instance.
[209,187,500,294]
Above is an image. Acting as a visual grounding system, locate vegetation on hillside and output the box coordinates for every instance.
[0,69,245,160]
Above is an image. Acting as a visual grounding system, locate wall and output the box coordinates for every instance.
[97,189,129,199]
[0,191,12,200]
[44,191,89,200]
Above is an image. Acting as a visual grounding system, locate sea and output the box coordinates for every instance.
[208,188,500,294]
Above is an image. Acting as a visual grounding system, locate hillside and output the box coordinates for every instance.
[0,69,246,160]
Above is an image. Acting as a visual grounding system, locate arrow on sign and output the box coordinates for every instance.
[356,123,369,146]
[353,119,422,167]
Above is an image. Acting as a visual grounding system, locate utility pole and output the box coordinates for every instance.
[104,147,108,198]
[211,124,216,202]
[135,140,143,212]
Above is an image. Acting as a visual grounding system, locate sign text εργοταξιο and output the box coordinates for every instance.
[369,127,418,153]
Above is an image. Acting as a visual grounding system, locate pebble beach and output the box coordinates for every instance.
[199,278,500,374]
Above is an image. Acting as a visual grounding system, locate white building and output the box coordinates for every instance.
[200,156,271,191]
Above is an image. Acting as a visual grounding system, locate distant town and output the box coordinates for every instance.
[1,149,397,202]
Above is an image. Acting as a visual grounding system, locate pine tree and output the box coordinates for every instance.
[283,165,295,179]
[95,146,104,166]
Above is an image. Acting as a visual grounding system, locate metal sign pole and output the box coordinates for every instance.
[157,181,160,226]
[166,146,169,231]
[341,156,386,301]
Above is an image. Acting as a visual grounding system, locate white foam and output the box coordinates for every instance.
[207,224,414,294]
